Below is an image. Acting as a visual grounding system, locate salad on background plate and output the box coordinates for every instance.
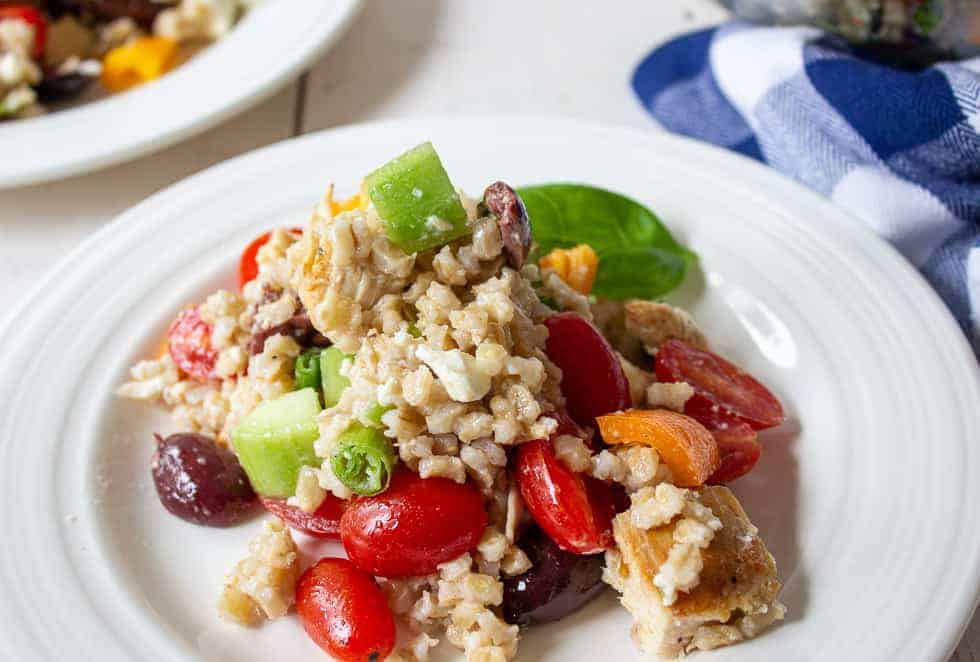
[118,142,788,661]
[0,0,255,120]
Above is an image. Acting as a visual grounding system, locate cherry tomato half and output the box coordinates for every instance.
[655,339,784,430]
[516,438,615,555]
[260,495,347,539]
[544,312,631,427]
[683,396,762,483]
[237,227,301,290]
[707,422,762,484]
[339,470,487,577]
[296,557,396,662]
[167,306,217,381]
[0,6,46,58]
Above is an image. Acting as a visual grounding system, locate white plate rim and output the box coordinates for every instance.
[1,115,978,661]
[0,0,364,189]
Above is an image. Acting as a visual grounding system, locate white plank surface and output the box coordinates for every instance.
[0,1,976,659]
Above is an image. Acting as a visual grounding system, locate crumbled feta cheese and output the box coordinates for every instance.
[646,381,695,412]
[416,346,491,402]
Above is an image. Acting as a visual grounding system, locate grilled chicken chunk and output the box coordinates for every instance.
[604,485,783,658]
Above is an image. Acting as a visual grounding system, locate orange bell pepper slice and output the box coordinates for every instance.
[101,37,178,93]
[539,244,599,295]
[596,409,720,487]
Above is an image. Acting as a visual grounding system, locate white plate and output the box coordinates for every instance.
[1,117,978,661]
[0,0,363,189]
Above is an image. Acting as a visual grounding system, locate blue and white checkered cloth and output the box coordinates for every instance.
[633,23,980,354]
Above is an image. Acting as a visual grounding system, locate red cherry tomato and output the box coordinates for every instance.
[167,306,217,381]
[237,227,301,290]
[0,6,46,58]
[655,339,784,430]
[544,312,631,427]
[260,495,347,539]
[707,422,762,484]
[683,395,762,483]
[340,470,487,577]
[296,557,396,662]
[516,438,615,554]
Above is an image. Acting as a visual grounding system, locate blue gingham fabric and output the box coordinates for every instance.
[632,23,980,354]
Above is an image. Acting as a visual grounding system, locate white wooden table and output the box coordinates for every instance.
[0,1,976,659]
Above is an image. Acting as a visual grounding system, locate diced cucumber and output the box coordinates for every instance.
[319,348,391,427]
[320,347,353,408]
[364,142,470,253]
[231,388,322,498]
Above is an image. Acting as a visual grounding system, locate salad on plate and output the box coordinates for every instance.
[118,142,788,661]
[0,0,255,120]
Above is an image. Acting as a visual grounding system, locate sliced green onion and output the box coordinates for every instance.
[331,423,396,496]
[364,401,395,427]
[294,348,323,392]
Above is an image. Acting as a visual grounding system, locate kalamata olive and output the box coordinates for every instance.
[482,181,531,270]
[36,72,93,104]
[248,311,330,355]
[502,526,607,626]
[151,433,257,526]
[58,0,171,26]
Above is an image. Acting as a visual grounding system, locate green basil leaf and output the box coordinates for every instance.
[592,246,687,300]
[517,183,695,299]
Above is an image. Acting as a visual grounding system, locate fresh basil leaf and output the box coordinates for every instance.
[517,183,695,299]
[593,246,687,300]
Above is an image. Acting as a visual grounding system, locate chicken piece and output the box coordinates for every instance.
[624,300,708,354]
[604,485,783,658]
[289,186,415,352]
[591,299,645,363]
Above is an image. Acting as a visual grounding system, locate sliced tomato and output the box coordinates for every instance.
[544,312,631,427]
[516,438,614,555]
[683,395,762,483]
[707,422,762,484]
[0,6,46,58]
[260,495,347,539]
[655,339,784,430]
[167,306,217,381]
[237,227,301,290]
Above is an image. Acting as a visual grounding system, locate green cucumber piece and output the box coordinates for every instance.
[231,388,322,498]
[320,347,353,408]
[364,142,470,253]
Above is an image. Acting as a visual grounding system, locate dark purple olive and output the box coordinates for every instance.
[248,310,330,355]
[151,433,257,527]
[56,0,172,26]
[482,181,531,270]
[36,73,94,104]
[502,526,607,626]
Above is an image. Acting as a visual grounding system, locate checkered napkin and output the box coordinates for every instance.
[632,23,980,354]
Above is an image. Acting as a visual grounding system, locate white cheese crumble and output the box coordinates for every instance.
[416,346,492,402]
